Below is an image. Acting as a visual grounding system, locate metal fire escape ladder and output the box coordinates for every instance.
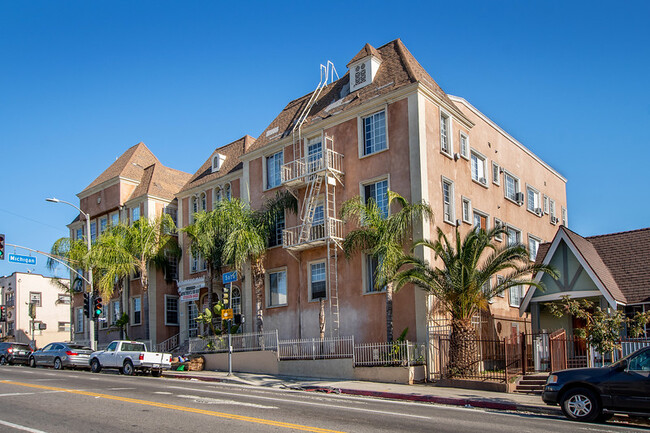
[298,175,323,244]
[325,175,340,337]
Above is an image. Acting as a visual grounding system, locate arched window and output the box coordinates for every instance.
[190,195,199,223]
[214,187,222,206]
[200,192,207,211]
[224,183,232,201]
[232,287,241,315]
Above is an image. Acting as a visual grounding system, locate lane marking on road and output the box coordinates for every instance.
[0,391,64,397]
[166,385,432,420]
[108,387,136,390]
[0,418,50,433]
[153,391,172,395]
[0,380,344,433]
[177,394,277,409]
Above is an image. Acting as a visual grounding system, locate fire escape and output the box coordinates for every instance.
[281,62,344,337]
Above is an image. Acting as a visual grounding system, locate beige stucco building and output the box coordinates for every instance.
[0,272,70,347]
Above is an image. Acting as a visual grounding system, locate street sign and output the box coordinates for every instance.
[8,254,36,266]
[222,271,238,284]
[222,308,233,320]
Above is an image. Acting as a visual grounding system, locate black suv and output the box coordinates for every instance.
[0,342,33,365]
[542,346,650,422]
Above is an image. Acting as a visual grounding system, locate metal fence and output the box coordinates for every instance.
[354,341,426,367]
[189,330,279,354]
[278,336,354,361]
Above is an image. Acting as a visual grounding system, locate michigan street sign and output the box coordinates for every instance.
[222,271,238,284]
[8,254,37,265]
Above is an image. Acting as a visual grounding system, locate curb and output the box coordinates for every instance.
[162,372,559,416]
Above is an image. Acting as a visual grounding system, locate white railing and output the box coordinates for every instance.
[189,330,279,353]
[278,336,354,360]
[281,149,344,184]
[157,333,179,353]
[283,218,343,248]
[354,341,426,367]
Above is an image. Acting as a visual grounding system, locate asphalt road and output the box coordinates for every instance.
[0,365,647,433]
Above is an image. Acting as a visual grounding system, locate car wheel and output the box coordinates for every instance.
[53,358,63,370]
[561,387,601,422]
[0,356,5,366]
[90,358,102,373]
[29,357,36,368]
[151,369,162,377]
[122,360,134,376]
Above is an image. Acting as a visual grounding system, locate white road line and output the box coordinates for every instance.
[0,419,50,433]
[153,391,172,395]
[0,390,64,397]
[177,394,277,409]
[108,387,136,390]
[166,385,432,420]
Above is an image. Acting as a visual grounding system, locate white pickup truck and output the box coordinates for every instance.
[89,340,172,377]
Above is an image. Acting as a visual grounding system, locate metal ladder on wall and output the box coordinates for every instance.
[298,175,323,244]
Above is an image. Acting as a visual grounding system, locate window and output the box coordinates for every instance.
[507,226,521,247]
[440,112,451,155]
[75,308,83,333]
[224,184,231,201]
[212,153,225,172]
[90,222,97,242]
[494,218,503,241]
[504,172,519,201]
[188,302,198,338]
[461,197,471,224]
[509,285,524,307]
[550,199,557,223]
[492,162,500,185]
[527,186,541,213]
[111,301,121,325]
[268,211,285,248]
[58,322,70,332]
[165,295,179,325]
[5,293,14,307]
[365,254,384,293]
[76,228,83,241]
[99,217,107,234]
[165,253,178,280]
[266,151,283,189]
[307,137,323,173]
[214,187,222,205]
[459,132,469,159]
[106,341,118,352]
[268,270,287,307]
[473,211,488,231]
[528,235,541,261]
[628,350,650,371]
[191,253,207,273]
[442,178,455,224]
[232,287,241,315]
[57,294,70,304]
[99,308,108,329]
[363,179,389,217]
[362,110,387,156]
[310,203,325,240]
[131,297,141,325]
[543,195,549,214]
[200,192,207,211]
[483,279,493,303]
[164,206,177,227]
[30,292,41,307]
[470,151,487,185]
[111,212,119,226]
[561,206,568,227]
[496,275,506,297]
[310,262,327,300]
[133,207,141,223]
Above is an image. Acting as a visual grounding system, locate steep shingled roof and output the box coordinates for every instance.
[130,163,192,201]
[536,226,650,304]
[247,39,463,153]
[80,142,160,194]
[179,135,254,193]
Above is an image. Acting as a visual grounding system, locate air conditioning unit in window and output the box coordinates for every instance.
[515,192,525,205]
[550,216,559,225]
[479,177,486,185]
[535,208,543,216]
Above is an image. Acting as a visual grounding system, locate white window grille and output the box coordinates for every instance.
[363,111,387,156]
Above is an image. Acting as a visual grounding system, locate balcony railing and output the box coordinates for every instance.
[281,149,344,185]
[283,218,343,250]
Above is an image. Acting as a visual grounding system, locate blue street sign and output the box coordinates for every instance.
[8,254,37,266]
[222,271,238,284]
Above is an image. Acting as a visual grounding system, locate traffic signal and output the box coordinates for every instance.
[83,293,90,318]
[0,234,4,260]
[222,286,230,308]
[93,297,103,318]
[0,306,6,322]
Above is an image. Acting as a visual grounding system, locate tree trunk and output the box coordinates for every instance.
[253,261,264,334]
[319,298,325,340]
[448,318,478,377]
[141,263,150,341]
[386,282,394,342]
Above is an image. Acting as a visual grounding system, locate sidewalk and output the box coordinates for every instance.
[162,369,559,415]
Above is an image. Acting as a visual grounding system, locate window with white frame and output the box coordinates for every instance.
[365,254,385,293]
[131,296,141,325]
[232,287,241,315]
[543,195,549,214]
[76,228,83,241]
[111,300,120,325]
[504,172,519,201]
[470,151,487,185]
[307,137,324,173]
[310,202,325,240]
[165,295,179,325]
[213,187,222,206]
[461,197,471,223]
[57,294,70,304]
[99,307,108,329]
[509,285,524,307]
[111,212,119,226]
[90,221,97,242]
[224,184,231,200]
[492,162,500,185]
[268,210,285,248]
[188,302,198,338]
[550,199,556,223]
[459,132,469,159]
[191,252,207,273]
[528,235,541,261]
[58,322,70,332]
[75,308,83,333]
[527,186,541,213]
[310,262,327,300]
[200,192,207,212]
[494,218,504,241]
[473,211,488,231]
[496,275,506,297]
[442,178,455,224]
[483,279,493,303]
[30,292,41,307]
[362,110,387,156]
[561,206,568,227]
[268,270,287,307]
[440,112,451,155]
[363,179,389,217]
[131,207,140,223]
[507,226,521,246]
[266,151,283,189]
[99,217,107,234]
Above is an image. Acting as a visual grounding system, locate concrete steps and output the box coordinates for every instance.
[514,373,548,394]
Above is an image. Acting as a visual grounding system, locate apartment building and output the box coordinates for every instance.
[0,272,70,347]
[68,142,191,349]
[228,39,567,345]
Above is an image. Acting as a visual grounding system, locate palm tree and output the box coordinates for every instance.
[221,192,297,333]
[341,190,433,342]
[393,226,558,376]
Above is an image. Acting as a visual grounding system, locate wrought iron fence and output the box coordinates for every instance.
[277,336,354,360]
[354,341,425,367]
[189,330,279,354]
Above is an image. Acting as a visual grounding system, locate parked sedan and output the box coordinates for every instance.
[543,346,650,422]
[29,342,93,370]
[0,342,33,365]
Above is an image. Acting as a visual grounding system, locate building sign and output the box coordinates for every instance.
[179,286,200,303]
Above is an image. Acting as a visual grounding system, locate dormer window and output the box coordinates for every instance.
[347,43,382,93]
[212,153,226,173]
[354,63,367,87]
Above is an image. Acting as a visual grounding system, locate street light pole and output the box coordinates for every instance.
[46,197,95,350]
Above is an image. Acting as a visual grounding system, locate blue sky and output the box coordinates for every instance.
[1,1,649,278]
